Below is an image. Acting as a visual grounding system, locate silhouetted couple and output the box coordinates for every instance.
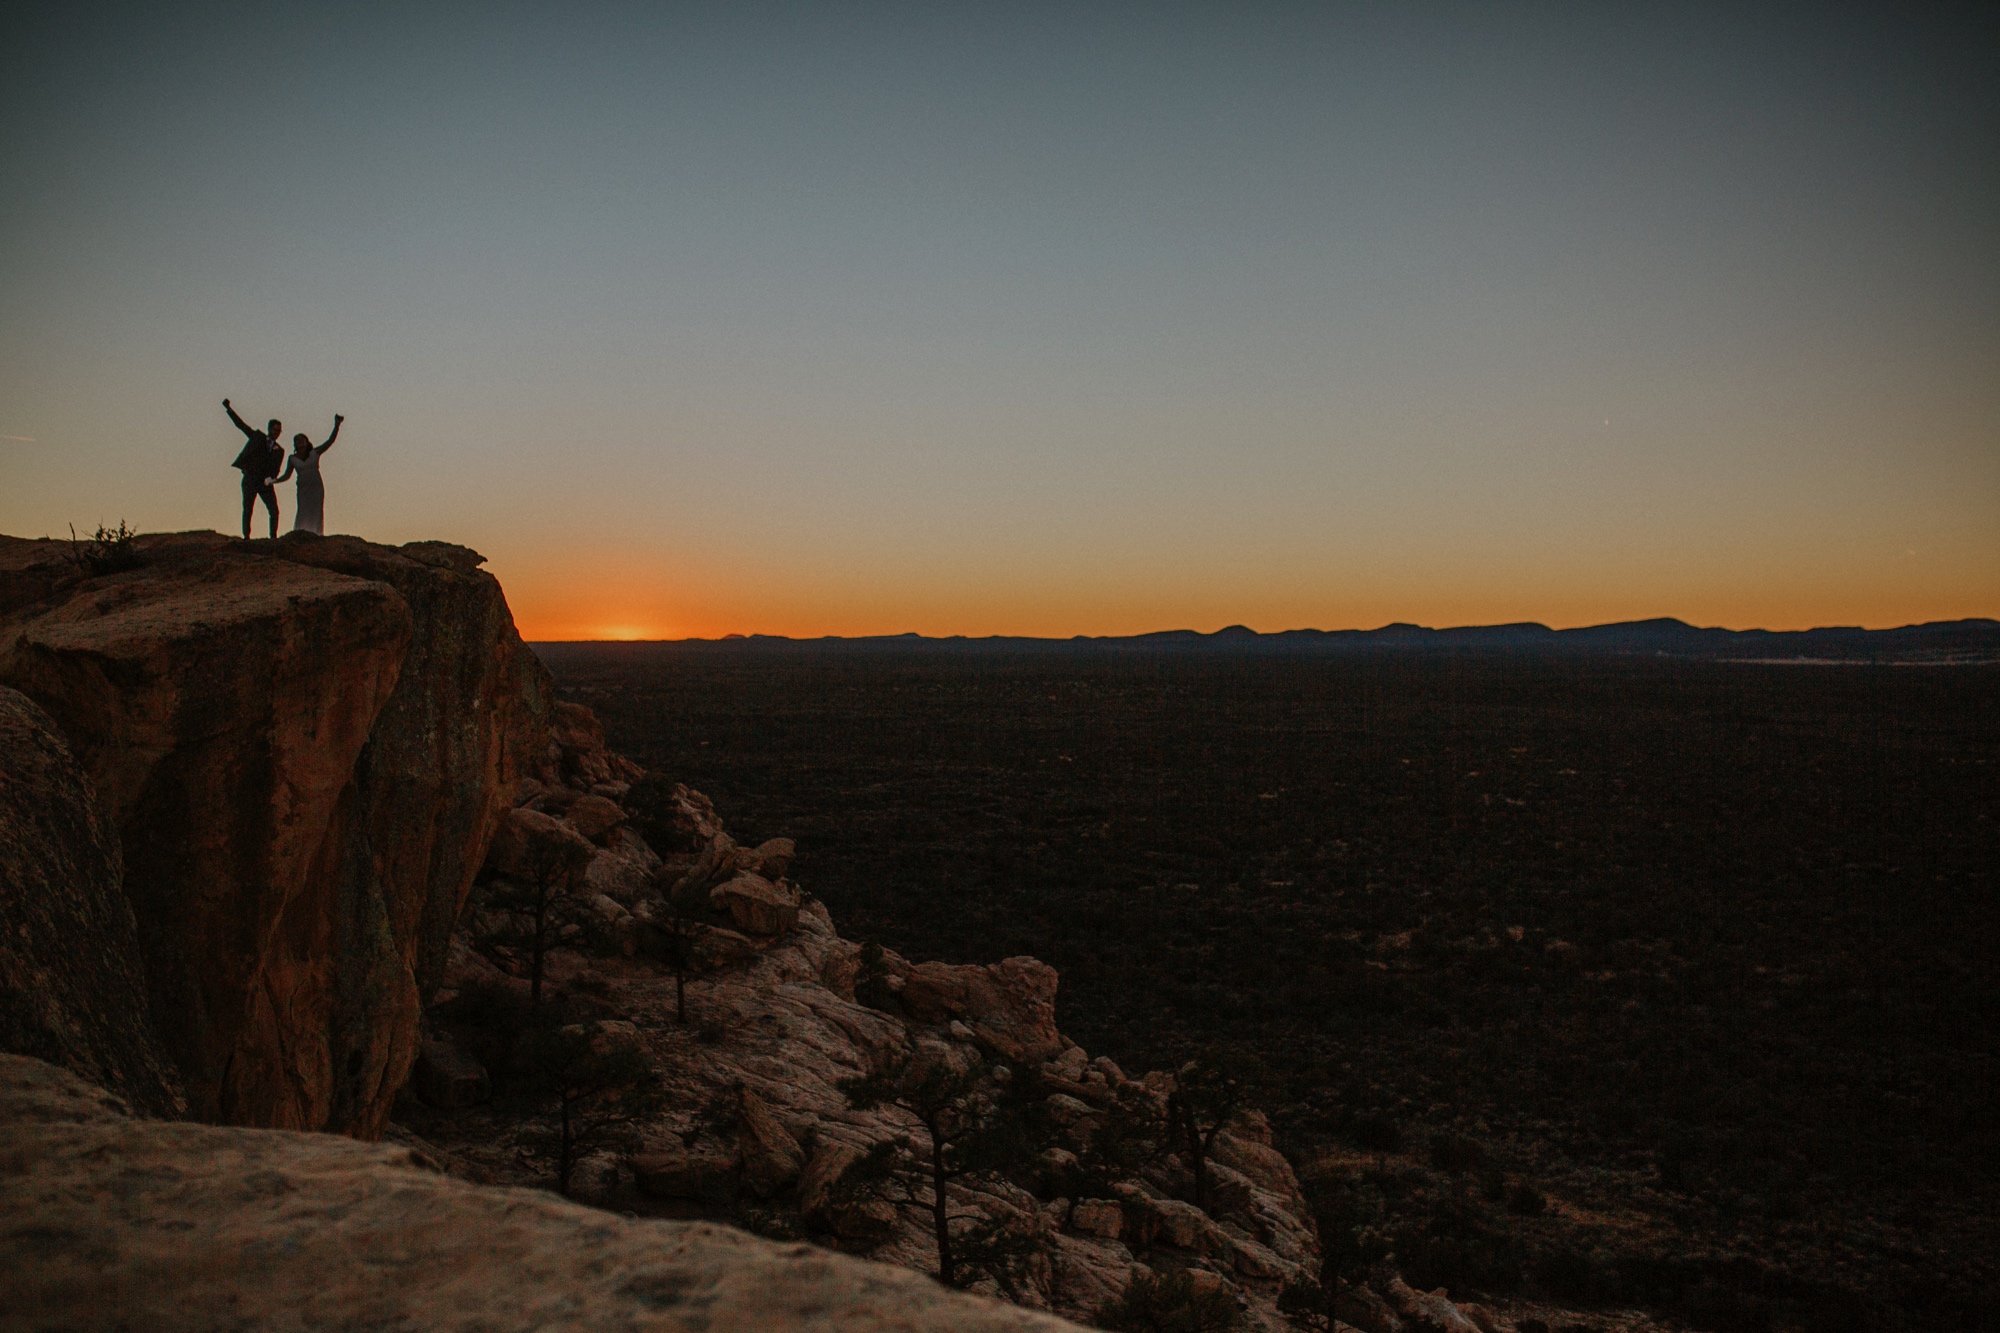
[224,399,342,538]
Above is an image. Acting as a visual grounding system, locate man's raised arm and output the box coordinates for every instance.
[223,398,256,438]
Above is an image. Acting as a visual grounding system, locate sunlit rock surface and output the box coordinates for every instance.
[0,531,550,1136]
[0,1053,1088,1333]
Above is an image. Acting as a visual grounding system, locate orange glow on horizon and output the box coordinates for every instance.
[486,542,1998,644]
[503,584,1998,643]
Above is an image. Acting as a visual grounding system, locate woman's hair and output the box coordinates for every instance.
[293,433,312,450]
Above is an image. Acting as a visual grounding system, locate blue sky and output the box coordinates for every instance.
[2,2,1994,637]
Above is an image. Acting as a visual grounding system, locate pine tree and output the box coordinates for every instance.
[1166,1052,1259,1213]
[836,1049,1049,1290]
[518,826,593,1006]
[519,1021,663,1196]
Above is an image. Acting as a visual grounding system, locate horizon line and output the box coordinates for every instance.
[525,614,2000,647]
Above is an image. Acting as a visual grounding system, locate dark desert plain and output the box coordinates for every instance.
[537,635,1999,1331]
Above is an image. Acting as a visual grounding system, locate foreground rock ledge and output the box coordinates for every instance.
[0,1055,1087,1333]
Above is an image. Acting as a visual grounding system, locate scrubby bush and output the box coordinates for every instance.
[68,521,143,575]
[1346,1112,1402,1153]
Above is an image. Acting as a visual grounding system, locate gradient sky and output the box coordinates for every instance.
[2,2,1994,639]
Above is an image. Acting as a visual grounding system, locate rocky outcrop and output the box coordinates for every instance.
[0,688,184,1118]
[428,708,1324,1330]
[0,1052,1089,1333]
[0,531,549,1136]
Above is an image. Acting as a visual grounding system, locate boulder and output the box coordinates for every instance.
[1071,1199,1124,1240]
[0,687,185,1118]
[582,844,654,905]
[711,872,803,937]
[624,775,724,853]
[1046,1092,1095,1126]
[536,784,584,814]
[799,1138,901,1240]
[737,1085,806,1196]
[486,807,595,880]
[1146,1197,1229,1255]
[798,1137,865,1217]
[1211,1125,1307,1209]
[1044,1045,1089,1081]
[604,824,662,875]
[632,1143,741,1201]
[1384,1277,1482,1333]
[549,700,603,751]
[579,893,637,956]
[899,956,1062,1063]
[1458,1303,1510,1333]
[748,836,796,880]
[412,1035,489,1109]
[551,700,613,786]
[564,793,627,842]
[665,832,740,908]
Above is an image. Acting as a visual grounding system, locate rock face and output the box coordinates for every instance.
[0,688,184,1119]
[0,532,549,1136]
[0,1053,1089,1333]
[434,708,1323,1330]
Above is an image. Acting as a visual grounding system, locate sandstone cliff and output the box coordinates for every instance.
[0,687,184,1118]
[0,531,549,1135]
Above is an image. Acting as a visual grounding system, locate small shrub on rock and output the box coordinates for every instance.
[68,521,143,575]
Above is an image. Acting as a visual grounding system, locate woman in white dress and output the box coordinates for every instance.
[277,414,343,534]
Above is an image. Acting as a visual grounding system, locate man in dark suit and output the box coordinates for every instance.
[223,398,285,538]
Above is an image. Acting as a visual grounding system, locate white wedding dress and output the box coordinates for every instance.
[284,449,327,534]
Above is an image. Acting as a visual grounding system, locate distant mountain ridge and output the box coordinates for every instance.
[536,617,2000,662]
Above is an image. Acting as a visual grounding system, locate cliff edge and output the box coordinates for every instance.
[0,531,550,1135]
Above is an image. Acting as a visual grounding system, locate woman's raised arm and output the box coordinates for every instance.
[317,414,344,453]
